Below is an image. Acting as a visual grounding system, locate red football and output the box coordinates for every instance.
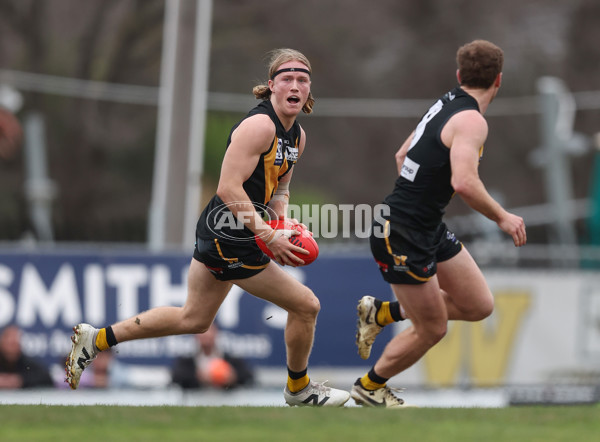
[256,219,319,266]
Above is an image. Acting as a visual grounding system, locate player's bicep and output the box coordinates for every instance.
[218,116,275,188]
[450,140,481,173]
[448,113,488,185]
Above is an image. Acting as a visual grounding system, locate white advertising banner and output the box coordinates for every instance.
[392,270,600,387]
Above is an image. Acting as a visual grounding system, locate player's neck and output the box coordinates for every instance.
[461,85,498,115]
[271,101,297,131]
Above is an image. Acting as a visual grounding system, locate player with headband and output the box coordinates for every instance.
[65,48,350,407]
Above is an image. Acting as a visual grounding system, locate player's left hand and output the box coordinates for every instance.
[284,217,312,236]
[498,212,527,247]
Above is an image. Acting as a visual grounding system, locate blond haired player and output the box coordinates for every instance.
[66,49,350,407]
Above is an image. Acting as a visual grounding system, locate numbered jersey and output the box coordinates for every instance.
[384,87,480,229]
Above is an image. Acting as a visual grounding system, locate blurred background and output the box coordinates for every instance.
[1,0,600,406]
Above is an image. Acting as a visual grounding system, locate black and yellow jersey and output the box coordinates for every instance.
[235,100,300,206]
[196,100,301,243]
[384,87,481,230]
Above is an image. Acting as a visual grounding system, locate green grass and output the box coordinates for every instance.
[0,404,598,442]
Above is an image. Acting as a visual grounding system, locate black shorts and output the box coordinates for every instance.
[193,237,271,281]
[370,219,462,285]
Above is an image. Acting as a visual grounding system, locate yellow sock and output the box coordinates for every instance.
[95,328,109,352]
[287,374,310,393]
[376,302,395,326]
[360,373,386,391]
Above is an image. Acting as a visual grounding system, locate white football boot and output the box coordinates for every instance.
[284,380,350,407]
[65,323,99,389]
[356,295,383,360]
[350,379,415,408]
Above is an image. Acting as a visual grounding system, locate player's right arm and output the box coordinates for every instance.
[445,110,527,247]
[216,114,304,265]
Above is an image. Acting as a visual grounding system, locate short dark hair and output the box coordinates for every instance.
[456,40,504,89]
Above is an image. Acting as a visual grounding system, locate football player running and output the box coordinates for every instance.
[352,40,526,407]
[66,49,350,407]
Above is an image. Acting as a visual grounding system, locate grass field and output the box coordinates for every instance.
[0,404,598,441]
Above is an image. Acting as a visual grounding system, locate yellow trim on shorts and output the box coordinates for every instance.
[383,220,432,283]
[406,270,432,282]
[214,239,238,263]
[242,263,269,270]
[383,220,405,266]
[383,220,393,255]
[214,239,268,270]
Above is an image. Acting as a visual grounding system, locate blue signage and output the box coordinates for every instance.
[0,249,395,368]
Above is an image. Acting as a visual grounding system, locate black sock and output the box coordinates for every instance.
[389,302,404,321]
[287,366,308,380]
[106,326,118,347]
[368,367,389,385]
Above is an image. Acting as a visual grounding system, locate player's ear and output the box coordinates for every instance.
[456,69,461,84]
[495,73,502,88]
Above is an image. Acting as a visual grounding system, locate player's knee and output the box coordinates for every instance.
[421,321,447,347]
[180,310,212,334]
[186,320,213,335]
[293,287,320,321]
[472,295,494,321]
[303,290,321,319]
[480,296,494,319]
[430,323,448,345]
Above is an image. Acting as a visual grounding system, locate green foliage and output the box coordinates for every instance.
[202,112,333,211]
[203,112,243,181]
[1,404,599,442]
[289,188,331,208]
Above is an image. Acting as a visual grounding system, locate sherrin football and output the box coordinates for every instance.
[256,219,319,266]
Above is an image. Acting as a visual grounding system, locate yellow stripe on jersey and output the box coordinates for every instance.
[262,137,295,205]
[263,138,281,205]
